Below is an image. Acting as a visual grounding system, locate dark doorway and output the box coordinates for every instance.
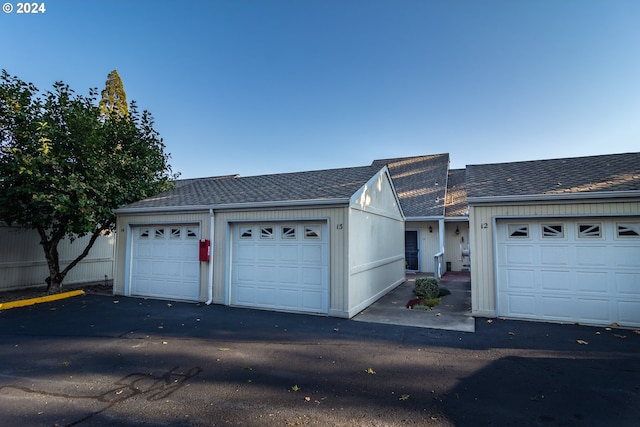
[405,230,419,270]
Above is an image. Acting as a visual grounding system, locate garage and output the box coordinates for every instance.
[130,224,201,301]
[496,218,640,327]
[231,222,329,314]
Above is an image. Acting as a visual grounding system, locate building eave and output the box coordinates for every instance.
[467,190,640,206]
[114,198,351,215]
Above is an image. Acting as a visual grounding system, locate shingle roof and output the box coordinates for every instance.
[372,153,449,218]
[445,169,468,217]
[466,152,640,199]
[120,165,381,210]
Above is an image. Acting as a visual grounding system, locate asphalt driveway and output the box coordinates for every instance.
[0,293,639,426]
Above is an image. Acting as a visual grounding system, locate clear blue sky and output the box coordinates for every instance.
[2,0,639,179]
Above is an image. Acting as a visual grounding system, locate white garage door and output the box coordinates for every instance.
[497,219,640,327]
[231,222,329,314]
[131,225,201,301]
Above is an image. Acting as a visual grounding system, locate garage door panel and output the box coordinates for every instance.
[231,222,328,314]
[618,301,640,324]
[505,246,534,265]
[278,289,300,308]
[540,246,570,266]
[540,270,571,291]
[541,296,573,320]
[278,245,299,263]
[302,291,324,310]
[257,244,277,261]
[131,225,200,301]
[575,246,607,266]
[497,219,640,327]
[278,266,298,284]
[614,246,640,267]
[505,269,536,290]
[576,298,611,323]
[256,265,277,282]
[236,245,254,261]
[302,267,323,286]
[616,273,640,295]
[504,294,537,316]
[302,245,323,264]
[576,271,608,293]
[137,242,154,257]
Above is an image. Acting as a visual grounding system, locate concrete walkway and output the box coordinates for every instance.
[353,272,475,332]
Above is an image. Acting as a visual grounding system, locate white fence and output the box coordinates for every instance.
[0,226,115,292]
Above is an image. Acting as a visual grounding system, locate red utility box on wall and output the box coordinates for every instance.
[199,239,210,262]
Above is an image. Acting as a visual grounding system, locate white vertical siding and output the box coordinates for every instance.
[470,201,640,317]
[0,226,115,291]
[444,222,470,272]
[347,170,405,317]
[405,221,440,273]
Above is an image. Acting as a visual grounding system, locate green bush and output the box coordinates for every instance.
[413,297,441,310]
[413,277,439,299]
[438,287,451,297]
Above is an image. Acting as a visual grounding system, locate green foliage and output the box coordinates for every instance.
[413,277,440,299]
[412,297,441,310]
[99,69,128,119]
[0,69,177,290]
[438,287,451,297]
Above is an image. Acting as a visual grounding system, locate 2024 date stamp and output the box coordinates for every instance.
[3,2,46,14]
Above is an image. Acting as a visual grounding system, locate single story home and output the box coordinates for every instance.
[113,151,639,328]
[467,152,640,328]
[114,165,405,318]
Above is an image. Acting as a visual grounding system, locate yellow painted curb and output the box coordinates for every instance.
[0,290,85,311]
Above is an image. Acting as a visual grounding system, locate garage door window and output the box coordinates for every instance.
[617,223,640,238]
[139,228,150,239]
[507,224,529,238]
[577,223,602,239]
[154,228,165,239]
[187,228,198,239]
[239,226,252,239]
[304,226,321,239]
[171,228,181,239]
[260,226,274,239]
[281,226,296,239]
[541,224,564,239]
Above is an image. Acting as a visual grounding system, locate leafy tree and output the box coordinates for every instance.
[99,69,128,119]
[0,70,176,292]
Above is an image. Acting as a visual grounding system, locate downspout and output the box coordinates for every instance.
[206,208,214,305]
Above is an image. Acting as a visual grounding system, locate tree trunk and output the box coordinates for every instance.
[37,227,104,293]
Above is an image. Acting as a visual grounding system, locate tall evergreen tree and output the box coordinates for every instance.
[99,69,128,119]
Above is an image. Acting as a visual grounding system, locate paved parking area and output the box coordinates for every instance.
[0,293,639,426]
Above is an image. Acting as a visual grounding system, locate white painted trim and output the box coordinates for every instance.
[405,216,444,221]
[349,254,404,275]
[468,190,640,205]
[115,198,350,214]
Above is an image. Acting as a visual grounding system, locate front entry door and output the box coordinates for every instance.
[405,230,419,270]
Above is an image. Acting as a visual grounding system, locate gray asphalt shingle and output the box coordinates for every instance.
[466,152,640,199]
[121,165,381,209]
[372,154,449,218]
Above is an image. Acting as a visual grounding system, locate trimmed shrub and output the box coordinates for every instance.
[413,277,439,299]
[438,287,451,297]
